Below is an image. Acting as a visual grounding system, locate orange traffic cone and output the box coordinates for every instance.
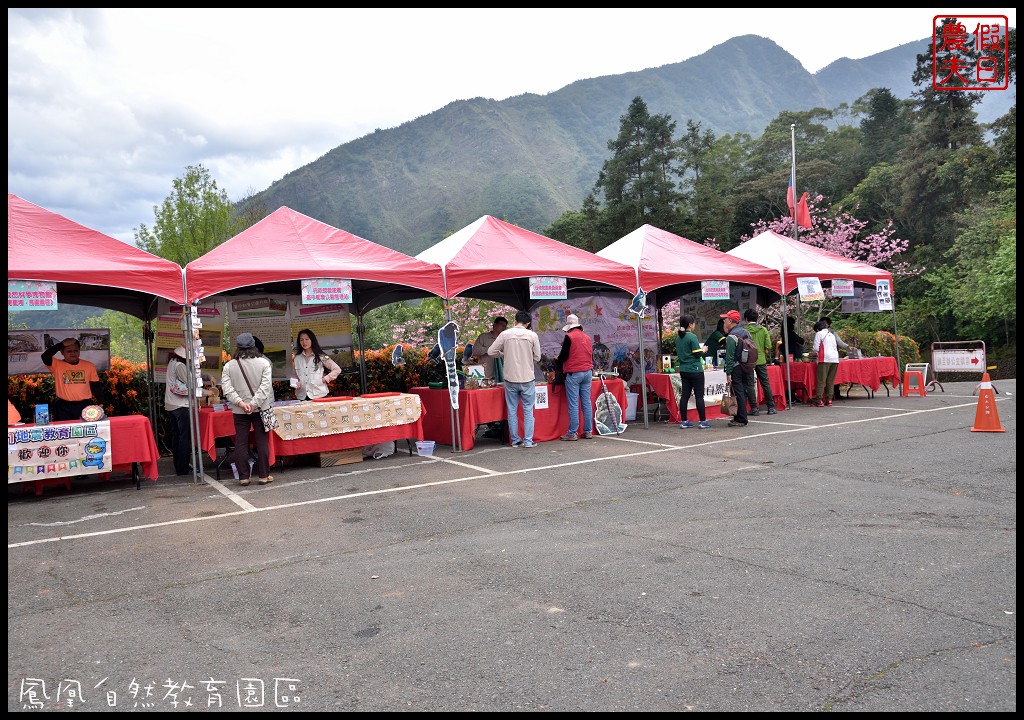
[970,373,1005,433]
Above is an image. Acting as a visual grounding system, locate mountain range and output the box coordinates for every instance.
[248,34,1014,255]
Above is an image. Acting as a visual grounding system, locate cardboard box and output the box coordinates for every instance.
[319,448,364,467]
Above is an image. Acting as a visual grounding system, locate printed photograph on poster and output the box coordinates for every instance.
[531,294,658,386]
[7,329,111,375]
[841,288,881,313]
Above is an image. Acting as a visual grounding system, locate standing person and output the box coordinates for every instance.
[704,318,726,367]
[721,310,752,428]
[743,309,777,416]
[221,333,275,486]
[822,316,856,401]
[556,313,594,441]
[675,315,710,429]
[293,328,342,400]
[40,337,104,421]
[472,316,508,439]
[811,320,840,407]
[164,345,194,476]
[782,316,805,361]
[487,310,541,448]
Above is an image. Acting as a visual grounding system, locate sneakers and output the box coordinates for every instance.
[809,399,824,407]
[825,401,833,406]
[522,441,536,448]
[767,407,778,415]
[680,420,695,429]
[698,420,711,429]
[560,433,578,441]
[749,409,760,416]
[511,440,522,448]
[258,475,273,485]
[727,419,747,427]
[239,478,251,486]
[580,431,593,439]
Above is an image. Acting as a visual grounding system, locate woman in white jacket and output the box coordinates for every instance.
[221,333,275,485]
[293,328,341,400]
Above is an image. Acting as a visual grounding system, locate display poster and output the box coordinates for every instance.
[840,288,880,313]
[288,301,355,373]
[7,329,111,375]
[831,279,855,297]
[797,276,825,301]
[155,300,226,378]
[8,280,58,311]
[531,293,658,388]
[875,279,893,311]
[675,285,758,347]
[701,280,731,301]
[225,294,294,380]
[529,276,568,300]
[8,420,112,482]
[300,278,353,305]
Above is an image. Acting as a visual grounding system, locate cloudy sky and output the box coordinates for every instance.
[8,8,1017,244]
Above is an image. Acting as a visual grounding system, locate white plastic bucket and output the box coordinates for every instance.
[625,392,639,422]
[416,440,436,457]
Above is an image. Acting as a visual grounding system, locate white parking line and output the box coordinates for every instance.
[6,399,995,549]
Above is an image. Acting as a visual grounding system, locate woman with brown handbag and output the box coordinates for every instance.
[221,333,276,486]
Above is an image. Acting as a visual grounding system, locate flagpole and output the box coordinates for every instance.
[782,123,799,404]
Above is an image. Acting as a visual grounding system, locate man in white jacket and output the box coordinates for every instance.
[487,310,541,448]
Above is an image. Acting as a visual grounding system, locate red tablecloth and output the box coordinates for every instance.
[782,357,901,401]
[411,377,628,450]
[645,365,787,424]
[199,405,424,465]
[11,414,160,494]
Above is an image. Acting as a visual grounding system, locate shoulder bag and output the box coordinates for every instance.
[239,359,279,432]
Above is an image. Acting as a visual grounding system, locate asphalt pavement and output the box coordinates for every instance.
[7,380,1016,711]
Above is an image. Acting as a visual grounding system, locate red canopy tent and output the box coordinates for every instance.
[415,215,637,303]
[184,206,446,311]
[9,193,188,446]
[8,193,185,315]
[727,229,900,392]
[597,224,785,299]
[726,229,893,295]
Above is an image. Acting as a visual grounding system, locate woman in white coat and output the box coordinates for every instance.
[221,333,275,485]
[293,328,341,400]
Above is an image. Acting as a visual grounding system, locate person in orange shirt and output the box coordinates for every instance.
[40,337,104,421]
[8,399,21,425]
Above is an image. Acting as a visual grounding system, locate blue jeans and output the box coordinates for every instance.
[564,370,593,435]
[504,380,536,444]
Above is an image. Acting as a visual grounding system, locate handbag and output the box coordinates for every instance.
[238,359,279,433]
[720,382,738,415]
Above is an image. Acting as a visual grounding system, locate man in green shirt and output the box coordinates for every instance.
[743,309,777,415]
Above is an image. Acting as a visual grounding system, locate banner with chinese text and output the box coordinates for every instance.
[8,420,113,483]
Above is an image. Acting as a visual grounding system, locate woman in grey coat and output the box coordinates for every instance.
[221,333,275,486]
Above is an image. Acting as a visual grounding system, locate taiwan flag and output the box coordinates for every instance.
[787,172,813,229]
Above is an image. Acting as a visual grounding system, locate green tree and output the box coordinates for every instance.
[135,164,238,265]
[83,310,145,363]
[593,96,681,245]
[925,172,1016,344]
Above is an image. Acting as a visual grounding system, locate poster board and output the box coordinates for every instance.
[7,329,111,375]
[531,293,659,388]
[217,293,354,381]
[155,300,226,378]
[675,286,758,346]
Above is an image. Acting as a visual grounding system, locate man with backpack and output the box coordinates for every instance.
[743,308,777,416]
[721,309,754,427]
